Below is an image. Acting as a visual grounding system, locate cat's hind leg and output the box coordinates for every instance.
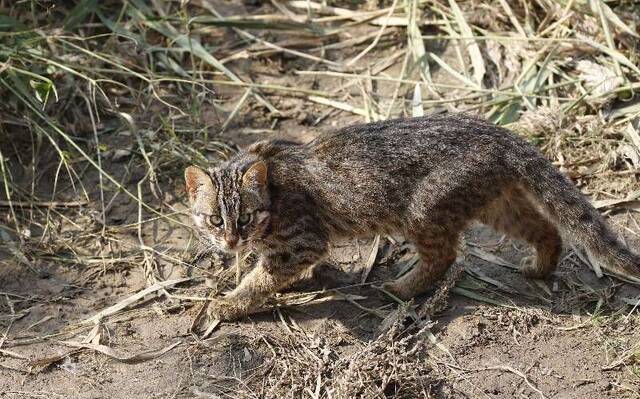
[478,185,562,279]
[382,230,459,300]
[382,166,499,300]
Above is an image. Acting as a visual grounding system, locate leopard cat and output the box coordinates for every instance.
[185,113,640,320]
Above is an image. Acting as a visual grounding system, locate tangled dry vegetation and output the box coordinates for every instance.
[1,0,640,398]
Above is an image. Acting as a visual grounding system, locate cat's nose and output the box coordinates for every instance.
[225,234,238,249]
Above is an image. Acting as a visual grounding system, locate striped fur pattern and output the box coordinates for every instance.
[185,114,640,320]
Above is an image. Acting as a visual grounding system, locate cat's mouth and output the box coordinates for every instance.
[213,236,247,253]
[202,231,251,254]
[221,242,245,253]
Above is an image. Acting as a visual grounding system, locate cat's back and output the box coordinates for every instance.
[245,113,525,196]
[247,114,512,165]
[305,113,514,165]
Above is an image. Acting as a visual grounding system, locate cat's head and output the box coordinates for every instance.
[184,160,271,253]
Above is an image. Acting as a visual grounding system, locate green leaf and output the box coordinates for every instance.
[404,0,430,81]
[0,14,23,30]
[96,8,145,48]
[7,71,38,108]
[448,0,485,86]
[489,100,522,125]
[30,79,53,108]
[64,0,98,30]
[187,16,324,34]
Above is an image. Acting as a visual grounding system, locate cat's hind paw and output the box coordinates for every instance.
[520,255,547,279]
[379,281,415,301]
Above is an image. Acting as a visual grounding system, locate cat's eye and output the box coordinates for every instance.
[209,215,223,227]
[238,213,252,225]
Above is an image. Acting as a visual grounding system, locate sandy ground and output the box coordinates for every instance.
[2,2,640,397]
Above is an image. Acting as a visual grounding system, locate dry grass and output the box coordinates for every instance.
[1,0,640,397]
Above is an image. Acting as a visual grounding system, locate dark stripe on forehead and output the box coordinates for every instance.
[233,166,242,218]
[225,164,240,227]
[218,166,241,225]
[221,169,232,217]
[210,170,225,217]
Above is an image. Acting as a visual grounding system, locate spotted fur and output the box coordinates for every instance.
[186,114,640,320]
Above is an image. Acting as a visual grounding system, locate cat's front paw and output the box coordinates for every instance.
[207,298,246,321]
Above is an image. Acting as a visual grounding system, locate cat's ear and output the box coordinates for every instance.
[185,166,214,204]
[242,161,267,189]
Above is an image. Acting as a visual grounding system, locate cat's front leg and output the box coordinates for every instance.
[207,253,316,320]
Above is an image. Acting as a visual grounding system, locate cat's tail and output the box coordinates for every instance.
[514,145,640,279]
